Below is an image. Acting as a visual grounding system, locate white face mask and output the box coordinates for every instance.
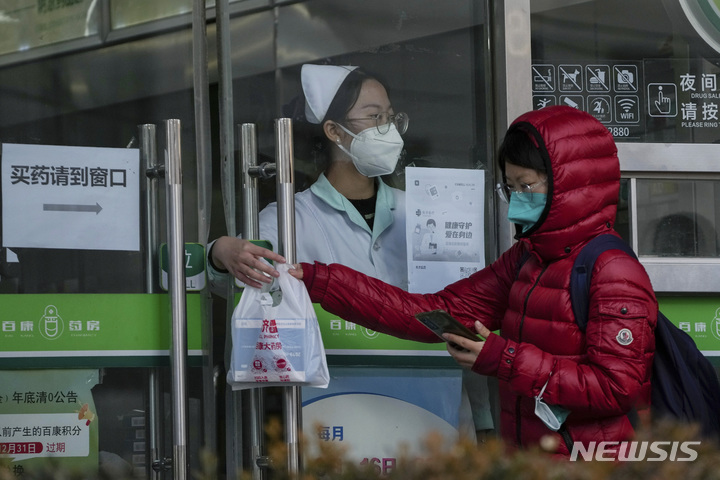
[534,377,570,431]
[336,123,404,177]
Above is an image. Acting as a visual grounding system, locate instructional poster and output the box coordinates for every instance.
[0,369,100,476]
[405,167,485,294]
[1,143,140,252]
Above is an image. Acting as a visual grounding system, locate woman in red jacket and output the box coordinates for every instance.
[290,105,658,456]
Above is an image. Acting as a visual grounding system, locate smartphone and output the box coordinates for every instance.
[414,309,482,348]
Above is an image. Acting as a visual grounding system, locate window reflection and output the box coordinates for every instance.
[530,0,720,144]
[636,179,720,257]
[110,0,194,29]
[0,0,99,55]
[616,179,631,243]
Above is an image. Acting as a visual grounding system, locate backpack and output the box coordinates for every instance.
[570,234,720,439]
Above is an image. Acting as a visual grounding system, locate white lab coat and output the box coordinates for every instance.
[208,173,407,290]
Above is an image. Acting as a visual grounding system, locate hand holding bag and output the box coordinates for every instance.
[227,263,330,390]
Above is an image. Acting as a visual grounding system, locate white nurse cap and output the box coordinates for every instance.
[302,64,358,124]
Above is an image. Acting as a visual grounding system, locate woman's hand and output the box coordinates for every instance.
[211,236,286,289]
[288,264,304,280]
[444,321,492,369]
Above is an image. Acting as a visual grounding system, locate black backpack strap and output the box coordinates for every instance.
[571,234,637,332]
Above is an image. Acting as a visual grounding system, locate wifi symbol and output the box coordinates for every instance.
[618,98,635,112]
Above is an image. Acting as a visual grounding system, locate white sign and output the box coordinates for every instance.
[302,369,462,467]
[405,167,485,294]
[303,393,457,466]
[2,143,140,251]
[0,413,90,462]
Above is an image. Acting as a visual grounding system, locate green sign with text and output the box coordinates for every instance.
[0,294,204,368]
[658,297,720,354]
[159,243,206,291]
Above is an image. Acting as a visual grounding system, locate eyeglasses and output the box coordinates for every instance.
[495,179,547,203]
[344,112,409,135]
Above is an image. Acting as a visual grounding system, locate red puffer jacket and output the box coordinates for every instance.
[300,106,657,456]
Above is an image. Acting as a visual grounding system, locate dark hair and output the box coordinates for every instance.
[323,68,376,123]
[497,127,546,175]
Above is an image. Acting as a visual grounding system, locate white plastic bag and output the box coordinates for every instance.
[227,264,330,390]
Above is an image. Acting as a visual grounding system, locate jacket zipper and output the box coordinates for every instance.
[515,263,549,447]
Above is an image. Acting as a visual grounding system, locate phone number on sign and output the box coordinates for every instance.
[606,126,631,137]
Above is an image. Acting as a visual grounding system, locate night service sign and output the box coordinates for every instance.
[2,143,140,251]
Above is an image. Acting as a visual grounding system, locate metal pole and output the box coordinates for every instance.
[140,124,160,294]
[215,2,243,474]
[492,0,532,254]
[275,118,301,478]
[216,0,235,238]
[191,0,217,461]
[140,124,167,479]
[242,123,260,239]
[148,369,165,478]
[165,119,189,480]
[274,119,296,264]
[239,123,267,480]
[193,0,212,244]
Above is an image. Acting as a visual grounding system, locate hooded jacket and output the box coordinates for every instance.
[300,106,657,456]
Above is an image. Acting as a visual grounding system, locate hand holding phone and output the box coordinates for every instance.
[414,309,482,350]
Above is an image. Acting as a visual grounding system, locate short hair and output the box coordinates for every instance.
[497,127,546,175]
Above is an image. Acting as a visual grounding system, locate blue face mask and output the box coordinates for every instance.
[507,192,547,232]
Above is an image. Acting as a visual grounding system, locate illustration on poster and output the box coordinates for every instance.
[405,168,484,293]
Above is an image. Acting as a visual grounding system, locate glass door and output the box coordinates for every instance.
[528,0,720,359]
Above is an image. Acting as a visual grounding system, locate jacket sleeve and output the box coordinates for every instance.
[206,238,231,297]
[299,242,527,344]
[494,252,657,417]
